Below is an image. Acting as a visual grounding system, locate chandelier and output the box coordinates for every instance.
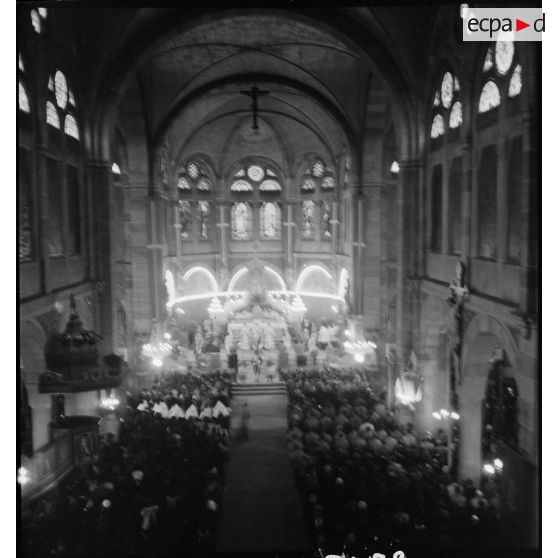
[343,326,376,363]
[142,322,172,367]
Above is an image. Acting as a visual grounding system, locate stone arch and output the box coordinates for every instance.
[458,313,519,483]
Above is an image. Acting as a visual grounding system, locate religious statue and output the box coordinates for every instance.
[302,201,315,239]
[308,331,317,353]
[232,202,250,239]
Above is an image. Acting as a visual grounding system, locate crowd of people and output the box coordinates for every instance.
[21,370,233,557]
[283,368,502,553]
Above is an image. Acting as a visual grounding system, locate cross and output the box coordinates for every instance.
[240,85,269,130]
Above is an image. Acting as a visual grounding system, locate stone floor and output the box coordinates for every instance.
[216,393,310,553]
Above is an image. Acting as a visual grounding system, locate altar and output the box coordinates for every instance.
[224,302,295,383]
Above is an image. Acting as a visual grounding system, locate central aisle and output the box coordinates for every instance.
[216,391,310,553]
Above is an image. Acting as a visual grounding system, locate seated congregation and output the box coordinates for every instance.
[21,371,233,557]
[283,368,502,553]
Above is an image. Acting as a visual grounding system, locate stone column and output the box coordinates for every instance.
[396,160,421,355]
[35,142,51,294]
[86,160,115,350]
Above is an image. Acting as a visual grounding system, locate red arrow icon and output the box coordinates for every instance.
[516,18,530,31]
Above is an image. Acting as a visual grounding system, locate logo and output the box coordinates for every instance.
[461,6,545,41]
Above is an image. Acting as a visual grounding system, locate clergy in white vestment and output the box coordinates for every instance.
[213,400,230,418]
[137,399,149,412]
[153,400,169,418]
[168,403,185,419]
[200,406,213,420]
[185,403,199,419]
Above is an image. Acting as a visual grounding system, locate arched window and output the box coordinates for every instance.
[478,41,521,113]
[18,54,30,114]
[176,158,213,243]
[298,155,337,241]
[300,157,335,192]
[260,202,281,239]
[230,164,281,193]
[46,70,80,140]
[430,71,463,139]
[430,114,445,138]
[478,81,501,114]
[42,66,84,258]
[30,8,47,34]
[176,159,213,192]
[231,202,253,240]
[228,161,283,241]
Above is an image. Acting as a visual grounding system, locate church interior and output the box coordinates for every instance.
[17,4,540,556]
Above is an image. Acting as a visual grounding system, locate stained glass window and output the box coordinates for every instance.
[38,7,48,19]
[301,201,316,240]
[454,76,461,92]
[260,202,281,240]
[390,161,400,174]
[177,176,191,191]
[441,72,454,108]
[247,165,264,182]
[302,178,316,192]
[197,178,211,191]
[31,10,41,33]
[449,101,463,129]
[430,114,445,139]
[46,101,60,128]
[19,82,30,113]
[311,160,325,178]
[54,71,68,109]
[495,41,514,75]
[321,201,332,240]
[433,90,441,107]
[234,169,245,177]
[187,161,200,180]
[48,75,54,91]
[231,179,253,192]
[267,169,277,177]
[483,47,494,72]
[478,81,501,114]
[509,65,522,98]
[231,202,252,240]
[112,163,121,175]
[68,89,76,107]
[179,201,192,239]
[321,176,335,190]
[198,201,211,239]
[259,179,281,192]
[64,114,80,140]
[19,53,24,72]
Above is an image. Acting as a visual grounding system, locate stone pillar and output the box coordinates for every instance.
[216,203,230,289]
[86,160,115,350]
[396,160,421,355]
[35,142,51,294]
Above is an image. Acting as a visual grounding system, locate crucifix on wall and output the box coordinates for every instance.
[240,85,269,130]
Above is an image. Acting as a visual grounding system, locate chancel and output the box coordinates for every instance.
[17,4,540,557]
